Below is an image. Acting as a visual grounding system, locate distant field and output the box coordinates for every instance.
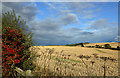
[84,42,119,48]
[29,43,118,76]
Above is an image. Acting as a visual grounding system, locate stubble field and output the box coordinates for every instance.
[29,43,118,76]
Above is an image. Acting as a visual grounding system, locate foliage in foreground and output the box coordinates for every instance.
[2,10,36,77]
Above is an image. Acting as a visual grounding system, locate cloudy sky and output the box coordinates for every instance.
[2,2,118,45]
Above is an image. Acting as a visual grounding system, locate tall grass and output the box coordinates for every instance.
[14,46,118,77]
[27,46,118,77]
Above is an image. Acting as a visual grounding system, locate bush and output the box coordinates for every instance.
[86,46,94,48]
[2,10,36,77]
[117,46,120,49]
[66,43,84,47]
[104,44,111,49]
[80,43,84,47]
[95,45,102,48]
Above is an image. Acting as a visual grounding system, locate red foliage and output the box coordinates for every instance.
[2,26,29,76]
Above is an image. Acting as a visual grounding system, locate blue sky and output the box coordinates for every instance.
[2,2,118,45]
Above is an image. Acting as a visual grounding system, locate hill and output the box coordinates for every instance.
[84,42,119,48]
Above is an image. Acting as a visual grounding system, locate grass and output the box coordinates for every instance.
[51,56,82,63]
[24,46,118,76]
[95,49,110,54]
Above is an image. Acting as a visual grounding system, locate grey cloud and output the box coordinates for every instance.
[29,18,61,31]
[88,19,110,30]
[2,2,24,9]
[2,2,117,45]
[29,16,117,45]
[31,19,117,45]
[29,13,79,32]
[39,19,60,31]
[83,18,118,42]
[66,27,94,36]
[59,13,79,25]
[29,19,84,45]
[68,2,95,12]
[32,29,73,45]
[80,32,94,35]
[68,27,81,32]
[2,2,38,22]
[27,2,118,45]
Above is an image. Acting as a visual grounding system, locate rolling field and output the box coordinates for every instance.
[29,44,118,76]
[84,42,119,48]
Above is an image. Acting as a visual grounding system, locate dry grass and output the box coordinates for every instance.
[29,45,118,76]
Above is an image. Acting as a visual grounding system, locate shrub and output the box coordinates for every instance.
[104,44,111,49]
[2,10,36,77]
[80,43,84,47]
[86,46,92,48]
[117,46,120,49]
[95,45,102,48]
[66,43,84,47]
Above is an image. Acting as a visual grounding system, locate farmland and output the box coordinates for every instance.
[29,43,118,76]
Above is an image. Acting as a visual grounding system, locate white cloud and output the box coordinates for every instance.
[48,2,100,20]
[46,3,56,9]
[2,2,118,45]
[115,36,120,42]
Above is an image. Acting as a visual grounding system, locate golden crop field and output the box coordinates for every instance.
[29,43,118,76]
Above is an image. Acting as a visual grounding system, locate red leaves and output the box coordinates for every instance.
[2,26,30,76]
[14,59,20,64]
[10,30,14,33]
[5,47,17,54]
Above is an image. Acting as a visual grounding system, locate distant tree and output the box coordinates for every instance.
[104,44,111,49]
[95,45,102,48]
[117,46,120,49]
[80,43,84,47]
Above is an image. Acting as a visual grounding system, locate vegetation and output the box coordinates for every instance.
[66,43,84,47]
[30,46,118,76]
[95,49,110,54]
[117,46,120,49]
[104,44,111,49]
[86,46,95,48]
[2,10,36,77]
[86,43,120,50]
[95,45,102,48]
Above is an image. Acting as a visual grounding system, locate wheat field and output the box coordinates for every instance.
[29,43,118,76]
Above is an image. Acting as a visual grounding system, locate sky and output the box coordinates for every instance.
[2,2,119,45]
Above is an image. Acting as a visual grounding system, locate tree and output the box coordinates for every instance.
[95,45,102,48]
[2,10,36,77]
[104,44,111,49]
[117,46,120,49]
